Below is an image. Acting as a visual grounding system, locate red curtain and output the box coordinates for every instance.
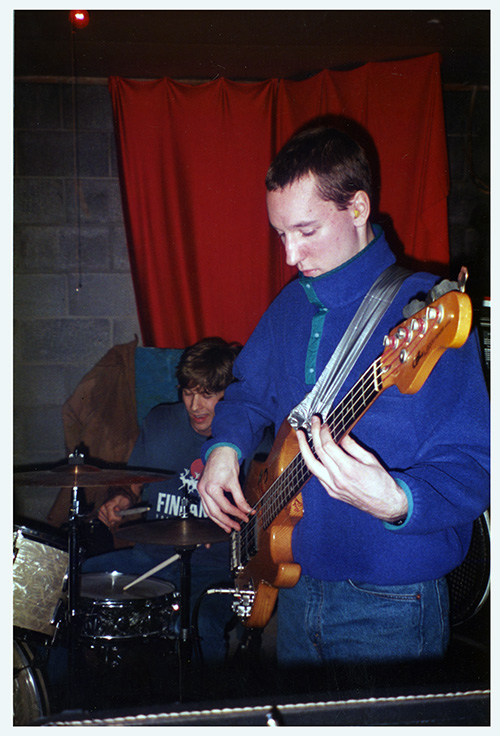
[110,53,449,348]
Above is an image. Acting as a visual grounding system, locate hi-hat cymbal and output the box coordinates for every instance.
[14,464,173,488]
[114,518,229,547]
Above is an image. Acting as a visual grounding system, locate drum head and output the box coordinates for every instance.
[80,572,175,602]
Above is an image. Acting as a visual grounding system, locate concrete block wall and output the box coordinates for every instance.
[13,80,489,473]
[14,81,141,469]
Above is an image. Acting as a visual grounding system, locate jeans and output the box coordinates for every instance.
[277,575,450,666]
[82,545,234,664]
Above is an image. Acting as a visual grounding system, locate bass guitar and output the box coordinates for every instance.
[230,288,473,628]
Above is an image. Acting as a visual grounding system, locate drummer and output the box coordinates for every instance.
[83,337,249,664]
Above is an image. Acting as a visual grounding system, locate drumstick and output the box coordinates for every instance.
[118,506,151,516]
[122,548,199,591]
[83,505,150,521]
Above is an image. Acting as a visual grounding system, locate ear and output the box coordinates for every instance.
[350,191,370,228]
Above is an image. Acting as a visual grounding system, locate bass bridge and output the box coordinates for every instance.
[230,520,258,573]
[230,526,258,621]
[231,587,256,622]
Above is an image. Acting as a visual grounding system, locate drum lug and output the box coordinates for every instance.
[61,572,69,593]
[50,599,66,628]
[171,591,181,615]
[13,529,21,562]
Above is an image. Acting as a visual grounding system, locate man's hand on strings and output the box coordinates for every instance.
[296,415,408,523]
[198,445,254,533]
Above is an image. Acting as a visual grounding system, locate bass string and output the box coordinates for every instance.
[238,331,428,553]
[260,383,379,528]
[239,456,302,552]
[259,454,304,529]
[239,359,387,547]
[238,360,384,550]
[327,360,382,442]
[260,360,383,524]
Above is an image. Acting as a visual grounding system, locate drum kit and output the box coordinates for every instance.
[13,449,230,722]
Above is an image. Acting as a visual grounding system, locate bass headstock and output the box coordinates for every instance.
[380,290,473,394]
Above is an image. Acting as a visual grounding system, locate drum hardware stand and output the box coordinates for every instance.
[66,448,86,709]
[110,494,230,702]
[14,451,177,713]
[175,497,196,702]
[176,545,196,701]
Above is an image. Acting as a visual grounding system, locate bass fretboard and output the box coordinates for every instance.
[236,357,384,566]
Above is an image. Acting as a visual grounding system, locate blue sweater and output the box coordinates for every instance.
[203,228,490,584]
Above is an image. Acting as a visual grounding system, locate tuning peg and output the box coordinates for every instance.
[457,266,469,292]
[383,334,399,349]
[426,305,443,323]
[410,317,427,335]
[396,326,411,342]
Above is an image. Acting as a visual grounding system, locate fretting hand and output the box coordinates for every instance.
[296,415,408,523]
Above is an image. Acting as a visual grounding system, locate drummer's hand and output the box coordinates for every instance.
[97,494,133,528]
[198,446,254,533]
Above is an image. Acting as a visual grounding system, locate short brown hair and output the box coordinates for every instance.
[176,337,242,394]
[266,125,372,209]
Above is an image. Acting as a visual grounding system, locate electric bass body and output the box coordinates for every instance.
[231,288,473,629]
[234,422,305,628]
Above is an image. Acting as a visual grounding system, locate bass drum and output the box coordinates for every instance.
[13,640,50,725]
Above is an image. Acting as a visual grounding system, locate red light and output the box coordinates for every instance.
[69,10,90,29]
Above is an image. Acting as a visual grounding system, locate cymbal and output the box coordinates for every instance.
[14,464,173,488]
[114,518,229,547]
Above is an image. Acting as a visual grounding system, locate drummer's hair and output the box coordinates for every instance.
[176,337,242,394]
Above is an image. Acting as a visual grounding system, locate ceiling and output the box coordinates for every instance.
[14,9,490,85]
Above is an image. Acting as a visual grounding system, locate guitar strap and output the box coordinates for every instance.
[288,263,412,433]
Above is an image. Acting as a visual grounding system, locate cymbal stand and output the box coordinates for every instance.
[176,543,196,702]
[66,449,85,708]
[175,496,195,701]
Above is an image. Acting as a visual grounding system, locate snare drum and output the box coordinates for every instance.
[78,572,177,642]
[13,523,68,642]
